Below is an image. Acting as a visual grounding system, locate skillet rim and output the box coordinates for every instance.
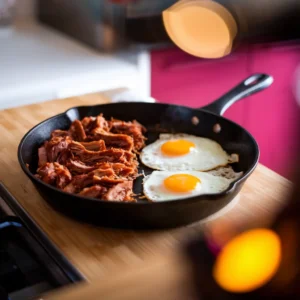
[17,102,260,206]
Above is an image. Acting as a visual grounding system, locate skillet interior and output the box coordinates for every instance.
[20,102,258,202]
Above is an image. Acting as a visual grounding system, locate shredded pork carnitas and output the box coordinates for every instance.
[35,114,146,202]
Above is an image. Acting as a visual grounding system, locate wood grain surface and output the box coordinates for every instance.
[43,251,197,300]
[0,91,293,282]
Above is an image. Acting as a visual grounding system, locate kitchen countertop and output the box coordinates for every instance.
[0,91,292,285]
[0,19,150,110]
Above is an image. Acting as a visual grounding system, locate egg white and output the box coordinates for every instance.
[143,170,235,202]
[140,134,236,171]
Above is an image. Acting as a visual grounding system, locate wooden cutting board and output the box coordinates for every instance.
[0,90,292,282]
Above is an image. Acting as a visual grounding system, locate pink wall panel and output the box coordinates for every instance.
[246,44,300,178]
[151,47,251,127]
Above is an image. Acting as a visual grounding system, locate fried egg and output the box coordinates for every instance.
[140,134,237,171]
[143,170,238,202]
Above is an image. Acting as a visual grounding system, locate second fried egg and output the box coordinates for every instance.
[143,170,236,202]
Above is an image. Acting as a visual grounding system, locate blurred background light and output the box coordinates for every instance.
[213,228,281,293]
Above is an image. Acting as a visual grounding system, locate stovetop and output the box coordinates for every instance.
[0,183,83,300]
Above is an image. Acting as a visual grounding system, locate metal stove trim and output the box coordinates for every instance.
[0,182,85,284]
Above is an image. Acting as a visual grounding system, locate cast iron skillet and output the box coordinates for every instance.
[18,73,273,229]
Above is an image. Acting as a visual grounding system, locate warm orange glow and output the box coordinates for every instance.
[161,139,195,156]
[213,228,281,293]
[163,0,237,58]
[164,174,200,193]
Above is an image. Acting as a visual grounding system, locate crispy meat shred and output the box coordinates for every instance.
[109,119,146,151]
[69,141,134,165]
[66,159,97,174]
[51,130,69,138]
[82,115,109,134]
[38,146,48,167]
[69,120,87,142]
[35,113,146,202]
[91,128,134,151]
[36,162,72,189]
[79,140,106,151]
[102,181,133,202]
[79,185,106,198]
[44,136,71,163]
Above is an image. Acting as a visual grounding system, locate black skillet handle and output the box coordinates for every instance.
[201,74,273,116]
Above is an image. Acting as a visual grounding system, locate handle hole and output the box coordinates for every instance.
[244,76,261,86]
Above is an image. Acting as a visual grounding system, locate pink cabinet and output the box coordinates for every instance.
[151,47,250,127]
[245,43,300,178]
[151,44,300,179]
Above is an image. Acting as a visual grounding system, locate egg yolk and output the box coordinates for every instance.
[164,174,201,193]
[161,139,195,156]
